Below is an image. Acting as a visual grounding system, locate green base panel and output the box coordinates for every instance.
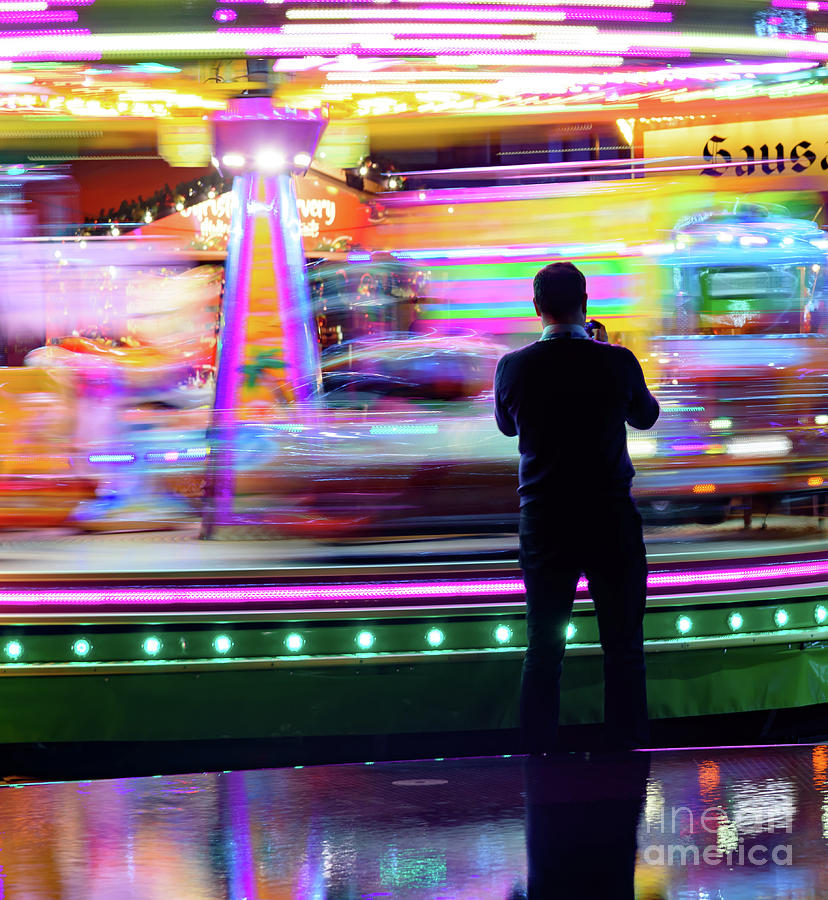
[0,643,824,744]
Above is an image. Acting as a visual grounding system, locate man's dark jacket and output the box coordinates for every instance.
[494,335,659,506]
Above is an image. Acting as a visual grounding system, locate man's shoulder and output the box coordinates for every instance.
[498,339,638,368]
[496,342,537,372]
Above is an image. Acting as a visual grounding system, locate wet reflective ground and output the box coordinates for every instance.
[0,744,826,899]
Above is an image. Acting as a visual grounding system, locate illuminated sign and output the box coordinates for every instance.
[144,175,370,252]
[181,192,234,243]
[643,114,828,178]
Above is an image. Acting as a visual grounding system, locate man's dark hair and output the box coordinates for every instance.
[533,262,587,318]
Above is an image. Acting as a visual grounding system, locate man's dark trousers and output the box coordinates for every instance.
[518,493,649,752]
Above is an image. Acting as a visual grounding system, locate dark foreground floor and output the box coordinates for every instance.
[0,744,823,899]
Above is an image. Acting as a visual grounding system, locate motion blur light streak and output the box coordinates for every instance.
[0,26,826,60]
[726,436,793,457]
[0,559,826,609]
[0,9,77,21]
[88,453,136,464]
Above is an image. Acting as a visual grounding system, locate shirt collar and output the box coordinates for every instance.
[540,323,589,341]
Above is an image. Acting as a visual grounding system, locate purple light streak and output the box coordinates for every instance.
[270,169,324,403]
[772,0,828,8]
[562,8,672,19]
[0,558,825,609]
[221,0,689,4]
[217,25,692,57]
[0,10,78,23]
[640,742,807,753]
[0,26,86,36]
[206,173,254,525]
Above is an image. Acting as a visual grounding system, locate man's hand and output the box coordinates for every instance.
[587,319,609,343]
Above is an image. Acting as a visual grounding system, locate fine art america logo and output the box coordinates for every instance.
[642,800,793,867]
[701,134,828,177]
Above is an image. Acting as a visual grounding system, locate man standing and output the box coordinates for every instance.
[494,261,659,752]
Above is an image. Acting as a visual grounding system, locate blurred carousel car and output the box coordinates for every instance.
[321,330,506,403]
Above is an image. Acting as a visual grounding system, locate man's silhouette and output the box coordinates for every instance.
[494,262,659,752]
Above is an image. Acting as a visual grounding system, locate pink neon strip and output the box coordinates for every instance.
[562,8,672,19]
[0,10,77,22]
[0,558,824,607]
[219,0,689,4]
[771,0,828,9]
[0,26,85,34]
[640,742,807,753]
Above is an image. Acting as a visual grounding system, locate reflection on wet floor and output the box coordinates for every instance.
[0,744,826,899]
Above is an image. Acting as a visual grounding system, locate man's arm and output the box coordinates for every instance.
[625,350,659,430]
[494,356,517,436]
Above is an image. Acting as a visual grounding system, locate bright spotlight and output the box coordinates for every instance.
[293,152,311,168]
[222,152,245,169]
[256,149,286,172]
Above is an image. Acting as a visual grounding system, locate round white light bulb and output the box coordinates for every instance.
[214,634,233,654]
[285,633,304,652]
[356,630,375,650]
[143,636,162,656]
[222,152,245,169]
[494,625,512,645]
[426,628,444,647]
[256,149,286,172]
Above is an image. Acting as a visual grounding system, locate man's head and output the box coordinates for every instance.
[533,261,588,325]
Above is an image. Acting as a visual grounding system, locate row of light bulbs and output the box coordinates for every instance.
[6,608,818,661]
[0,624,534,662]
[675,605,827,636]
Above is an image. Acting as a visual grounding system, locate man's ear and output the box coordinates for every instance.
[533,297,542,317]
[581,295,588,315]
